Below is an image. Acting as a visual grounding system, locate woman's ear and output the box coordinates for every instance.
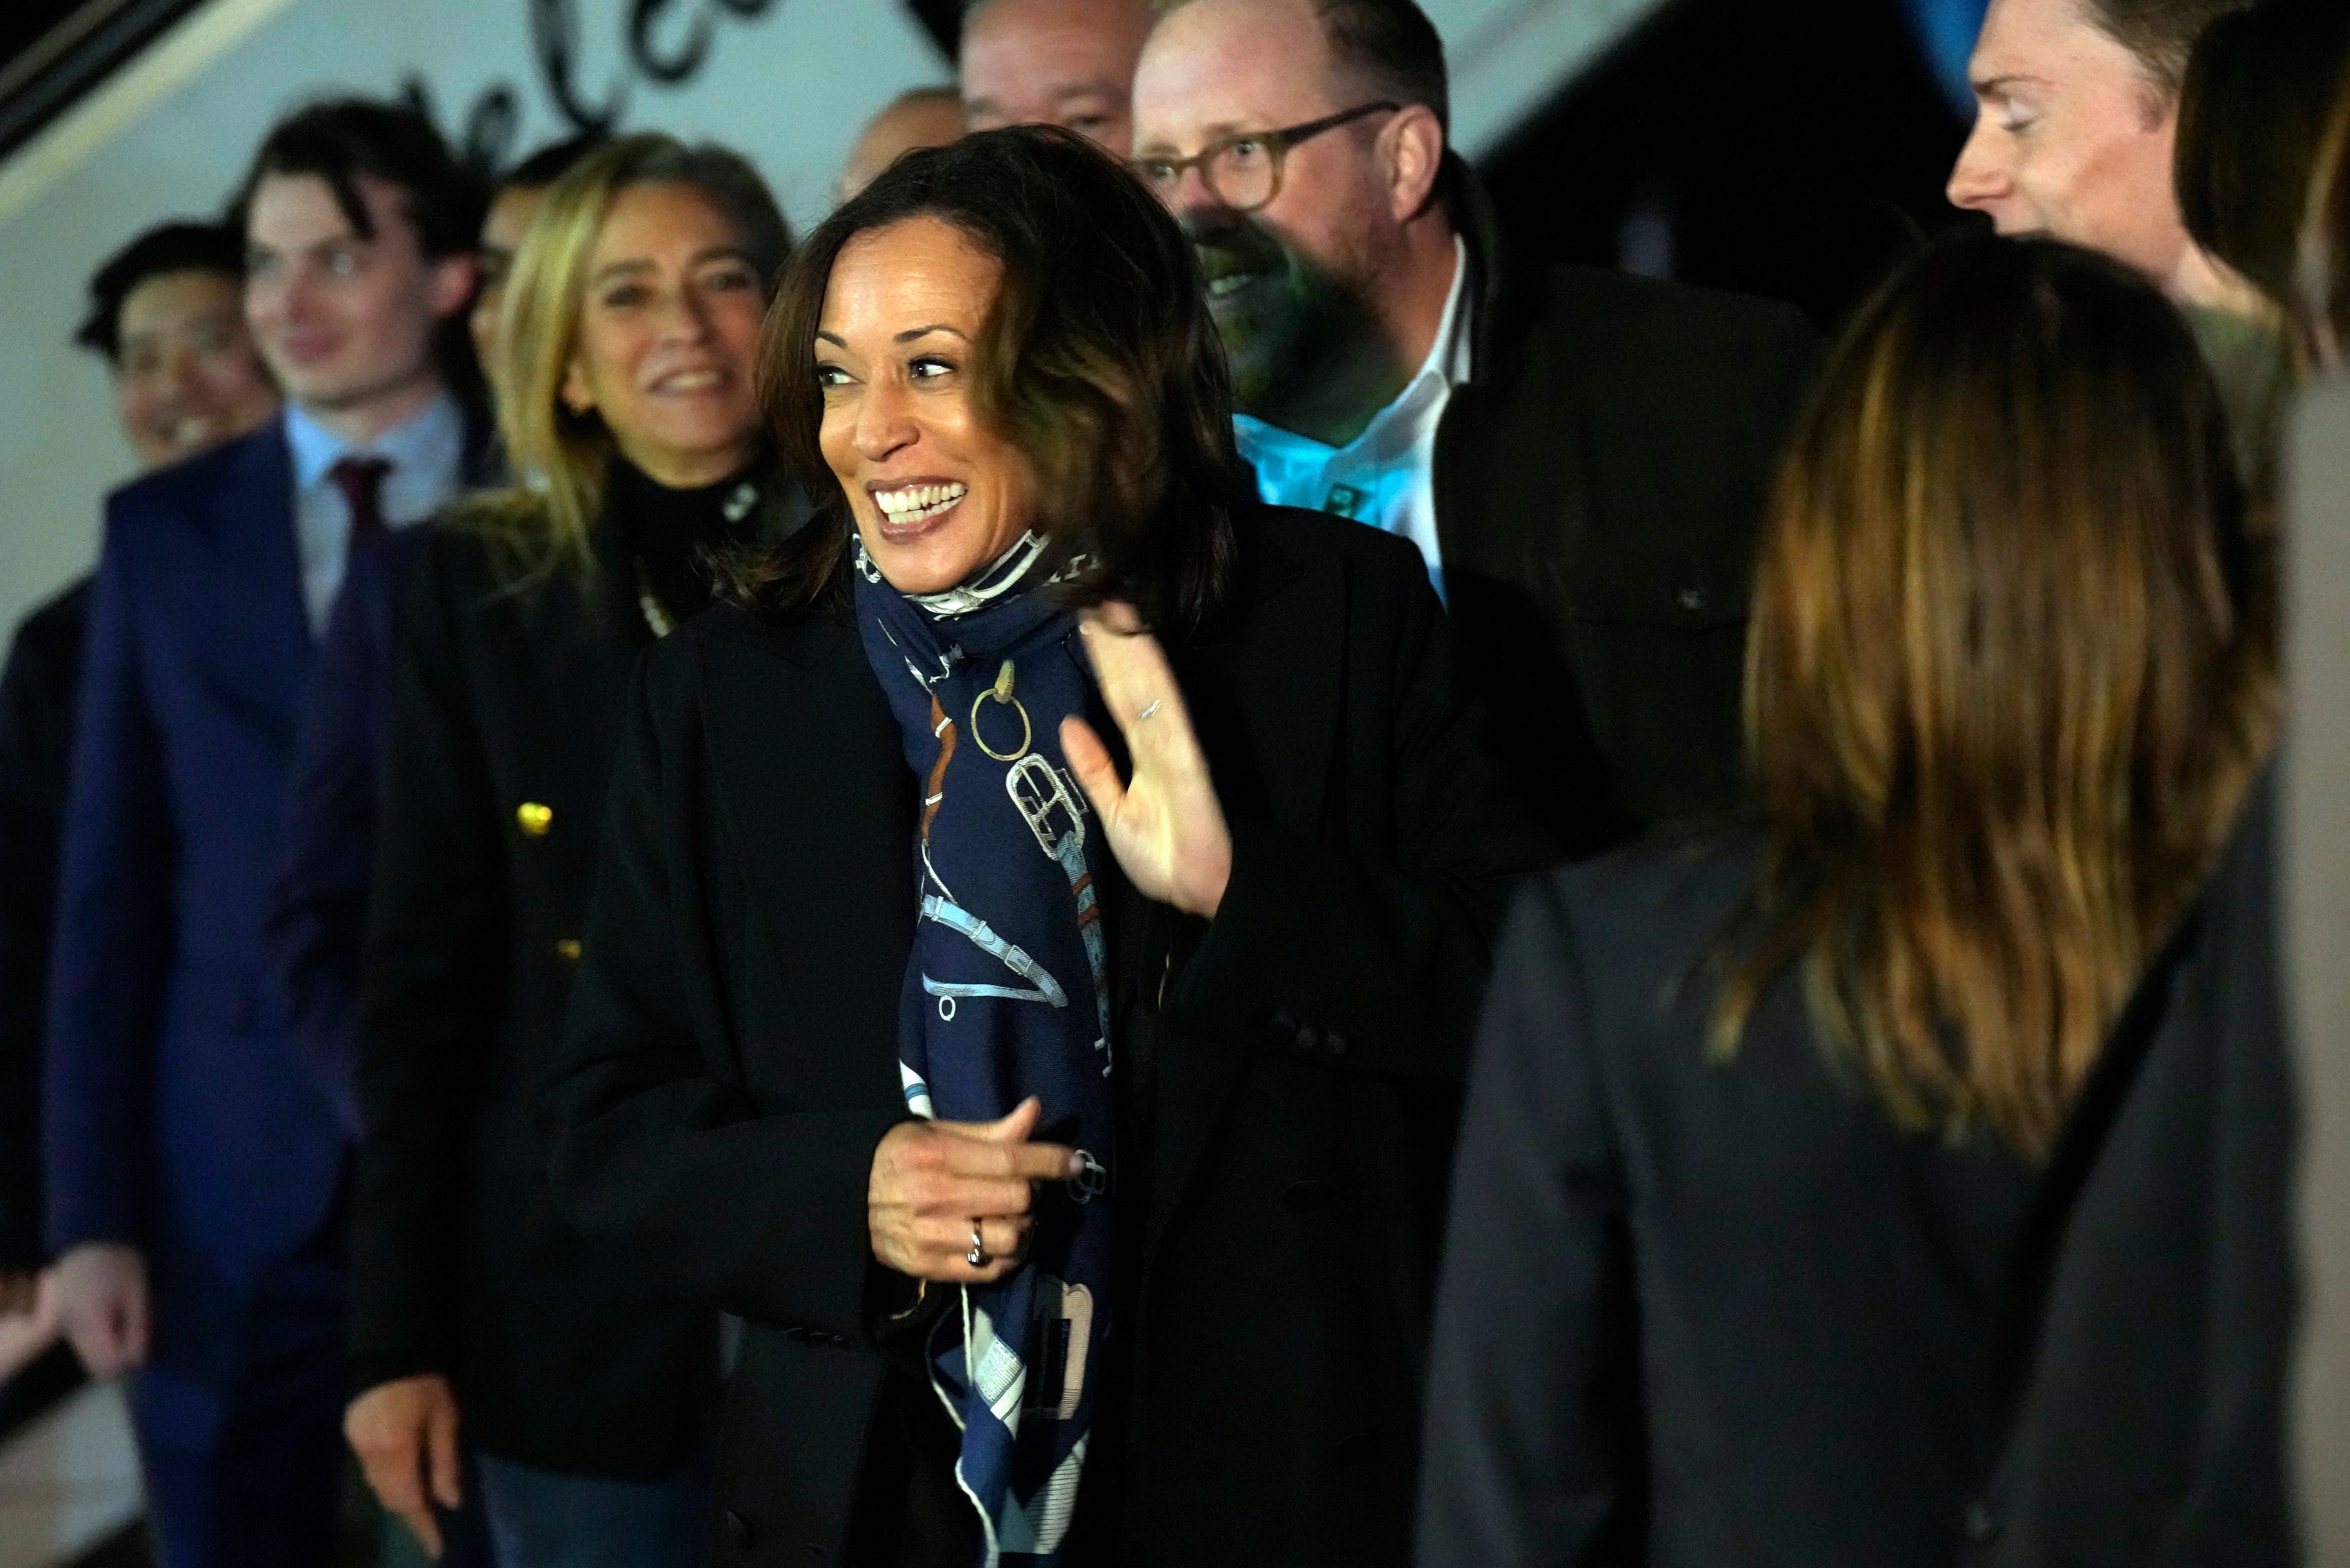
[560,359,594,417]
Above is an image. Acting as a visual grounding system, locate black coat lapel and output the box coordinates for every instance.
[693,608,918,1111]
[517,534,650,793]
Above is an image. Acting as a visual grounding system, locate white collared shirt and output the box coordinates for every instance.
[1233,235,1473,600]
[285,392,466,633]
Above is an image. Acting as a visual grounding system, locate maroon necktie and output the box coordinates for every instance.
[327,455,394,560]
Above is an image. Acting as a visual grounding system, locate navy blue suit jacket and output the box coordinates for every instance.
[43,424,346,1289]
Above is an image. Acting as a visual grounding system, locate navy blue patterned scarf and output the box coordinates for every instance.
[853,535,1115,1566]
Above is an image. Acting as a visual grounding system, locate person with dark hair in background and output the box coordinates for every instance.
[2177,0,2350,330]
[543,125,1546,1567]
[264,120,601,1568]
[1130,0,1821,857]
[269,126,608,1168]
[1417,234,2274,1568]
[960,0,1157,156]
[76,222,284,470]
[1947,0,2251,308]
[0,219,278,1403]
[2308,70,2350,365]
[42,98,488,1567]
[345,133,800,1568]
[474,133,610,400]
[2168,0,2350,504]
[838,86,964,204]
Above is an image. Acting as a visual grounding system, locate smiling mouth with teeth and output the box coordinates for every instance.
[1207,272,1259,299]
[873,482,969,523]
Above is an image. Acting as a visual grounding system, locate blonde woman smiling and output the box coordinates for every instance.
[341,134,802,1566]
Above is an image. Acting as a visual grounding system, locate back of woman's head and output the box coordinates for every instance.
[474,132,789,579]
[750,124,1245,633]
[2305,68,2350,364]
[2176,0,2350,319]
[1724,234,2271,1159]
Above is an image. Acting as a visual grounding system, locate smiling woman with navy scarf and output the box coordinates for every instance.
[543,125,1550,1568]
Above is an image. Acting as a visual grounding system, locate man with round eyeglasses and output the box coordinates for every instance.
[1131,0,1825,855]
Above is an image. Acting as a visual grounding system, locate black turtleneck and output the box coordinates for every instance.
[606,454,768,630]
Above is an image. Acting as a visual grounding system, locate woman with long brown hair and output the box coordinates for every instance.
[1417,232,2272,1567]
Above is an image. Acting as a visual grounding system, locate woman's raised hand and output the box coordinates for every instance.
[868,1097,1081,1284]
[1061,603,1233,919]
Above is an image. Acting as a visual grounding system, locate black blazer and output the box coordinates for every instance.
[1438,170,1822,854]
[0,578,89,1271]
[352,521,714,1477]
[546,509,1554,1566]
[1417,831,2037,1567]
[1976,777,2292,1566]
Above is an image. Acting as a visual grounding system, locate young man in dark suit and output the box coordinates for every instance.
[1132,0,1822,854]
[0,220,278,1416]
[42,100,488,1566]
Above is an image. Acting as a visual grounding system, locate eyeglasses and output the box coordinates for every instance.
[1130,101,1402,213]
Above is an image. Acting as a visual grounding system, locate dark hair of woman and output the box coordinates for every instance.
[2305,67,2350,363]
[2176,0,2350,323]
[737,124,1247,635]
[1713,234,2274,1160]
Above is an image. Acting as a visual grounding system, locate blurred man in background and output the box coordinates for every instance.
[1947,0,2249,310]
[1132,0,1820,855]
[265,139,600,1568]
[272,125,605,1165]
[81,223,284,471]
[43,98,485,1567]
[960,0,1156,155]
[0,219,277,1411]
[838,84,963,201]
[469,133,605,401]
[2,224,279,1287]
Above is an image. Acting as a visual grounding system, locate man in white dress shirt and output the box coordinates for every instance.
[1133,0,1823,851]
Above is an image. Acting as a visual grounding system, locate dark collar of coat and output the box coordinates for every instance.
[1447,152,1553,395]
